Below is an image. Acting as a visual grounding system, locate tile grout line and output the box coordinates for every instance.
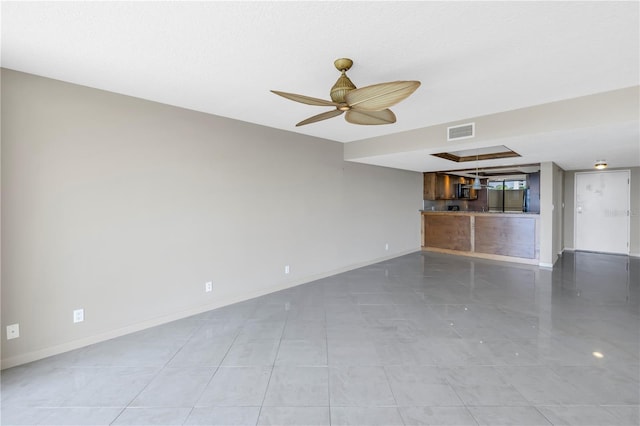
[381,365,407,426]
[181,310,253,425]
[110,320,207,425]
[323,291,332,426]
[532,405,555,426]
[254,303,288,425]
[439,365,480,426]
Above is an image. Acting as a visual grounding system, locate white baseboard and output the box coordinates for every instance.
[565,247,638,258]
[539,251,561,269]
[1,248,419,370]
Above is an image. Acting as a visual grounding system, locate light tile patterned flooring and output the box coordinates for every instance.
[2,251,639,425]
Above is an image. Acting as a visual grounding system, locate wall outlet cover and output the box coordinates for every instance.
[6,324,19,340]
[73,309,84,323]
[205,281,213,292]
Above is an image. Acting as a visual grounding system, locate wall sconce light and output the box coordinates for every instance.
[594,160,607,170]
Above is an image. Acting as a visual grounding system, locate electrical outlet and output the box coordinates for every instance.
[73,309,84,323]
[385,243,389,251]
[284,265,290,274]
[6,323,19,340]
[205,281,213,292]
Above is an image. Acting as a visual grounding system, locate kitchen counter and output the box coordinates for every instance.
[420,211,540,264]
[420,210,539,216]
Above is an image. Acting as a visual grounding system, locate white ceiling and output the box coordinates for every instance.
[2,1,638,172]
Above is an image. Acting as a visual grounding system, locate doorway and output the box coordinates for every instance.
[575,170,630,254]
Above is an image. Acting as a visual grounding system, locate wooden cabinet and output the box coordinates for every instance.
[475,215,536,258]
[423,173,437,200]
[424,172,479,200]
[467,186,478,200]
[421,211,540,264]
[423,172,455,200]
[423,214,471,251]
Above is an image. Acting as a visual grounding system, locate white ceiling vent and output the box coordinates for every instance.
[447,122,475,141]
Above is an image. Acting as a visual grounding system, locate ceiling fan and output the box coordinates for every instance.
[271,58,420,127]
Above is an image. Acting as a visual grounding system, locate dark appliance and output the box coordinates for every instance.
[522,189,530,212]
[455,183,471,199]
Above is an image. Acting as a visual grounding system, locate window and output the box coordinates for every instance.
[488,179,527,212]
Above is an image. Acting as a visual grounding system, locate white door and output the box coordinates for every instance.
[575,170,630,254]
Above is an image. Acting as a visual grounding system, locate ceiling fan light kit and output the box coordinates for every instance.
[594,160,608,169]
[271,58,420,127]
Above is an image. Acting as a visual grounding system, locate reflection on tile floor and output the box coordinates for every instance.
[2,251,639,425]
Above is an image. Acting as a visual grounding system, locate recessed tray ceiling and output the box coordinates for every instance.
[432,145,520,163]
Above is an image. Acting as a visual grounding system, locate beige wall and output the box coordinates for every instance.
[1,69,422,368]
[539,162,565,267]
[553,164,565,259]
[563,167,640,256]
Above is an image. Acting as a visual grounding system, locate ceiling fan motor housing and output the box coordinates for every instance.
[330,73,356,103]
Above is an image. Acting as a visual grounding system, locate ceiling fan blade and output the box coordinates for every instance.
[345,109,396,125]
[296,109,344,126]
[271,90,339,107]
[346,81,421,111]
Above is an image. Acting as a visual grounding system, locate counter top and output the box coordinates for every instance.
[420,210,539,217]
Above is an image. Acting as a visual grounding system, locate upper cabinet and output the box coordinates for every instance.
[424,173,455,200]
[423,173,437,200]
[423,172,478,201]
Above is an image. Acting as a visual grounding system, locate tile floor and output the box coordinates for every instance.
[2,251,639,425]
